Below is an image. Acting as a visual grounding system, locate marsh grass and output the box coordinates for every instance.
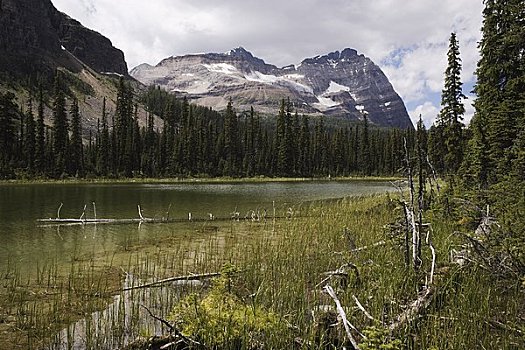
[1,194,523,349]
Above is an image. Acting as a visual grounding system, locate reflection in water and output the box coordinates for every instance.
[0,180,395,348]
[0,181,394,269]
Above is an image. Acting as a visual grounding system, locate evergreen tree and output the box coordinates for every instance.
[466,0,525,184]
[97,97,110,176]
[438,32,466,174]
[69,97,84,176]
[35,86,46,174]
[0,92,19,177]
[115,78,134,175]
[24,99,36,173]
[223,99,239,176]
[52,72,69,177]
[359,113,371,176]
[299,115,311,176]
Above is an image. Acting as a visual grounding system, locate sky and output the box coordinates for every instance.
[52,0,484,127]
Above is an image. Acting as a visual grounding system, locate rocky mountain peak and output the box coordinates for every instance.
[227,46,253,59]
[131,48,413,129]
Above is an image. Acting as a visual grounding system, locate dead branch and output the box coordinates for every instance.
[316,263,359,289]
[388,286,435,332]
[426,155,441,193]
[141,304,206,349]
[56,202,63,219]
[79,204,87,221]
[350,240,386,253]
[121,272,220,292]
[138,205,145,220]
[324,285,361,349]
[352,294,376,322]
[141,304,174,332]
[426,225,436,286]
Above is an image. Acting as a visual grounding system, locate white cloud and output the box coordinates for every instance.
[409,101,439,128]
[463,94,476,125]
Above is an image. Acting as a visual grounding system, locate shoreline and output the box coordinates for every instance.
[0,175,403,186]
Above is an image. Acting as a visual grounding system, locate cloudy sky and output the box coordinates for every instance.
[52,0,484,127]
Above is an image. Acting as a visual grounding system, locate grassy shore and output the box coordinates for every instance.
[0,175,403,186]
[1,193,522,349]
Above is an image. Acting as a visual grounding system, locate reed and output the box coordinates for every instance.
[1,194,522,349]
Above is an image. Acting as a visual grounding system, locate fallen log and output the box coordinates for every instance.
[324,285,362,349]
[388,286,435,332]
[121,272,221,292]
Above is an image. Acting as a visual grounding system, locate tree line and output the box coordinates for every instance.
[0,79,419,179]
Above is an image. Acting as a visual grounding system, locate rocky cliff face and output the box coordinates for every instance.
[0,0,128,78]
[131,47,413,129]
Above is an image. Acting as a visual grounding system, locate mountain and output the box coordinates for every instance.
[0,0,127,78]
[0,0,155,135]
[131,47,413,129]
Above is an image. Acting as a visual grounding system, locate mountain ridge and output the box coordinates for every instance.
[131,47,413,129]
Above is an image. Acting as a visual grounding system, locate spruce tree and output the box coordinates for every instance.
[97,97,110,176]
[0,92,19,177]
[466,0,525,183]
[35,86,46,174]
[223,100,239,176]
[359,113,371,176]
[52,72,69,177]
[438,32,466,174]
[69,97,84,176]
[24,99,36,173]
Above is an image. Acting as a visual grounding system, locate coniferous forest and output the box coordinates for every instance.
[0,77,417,180]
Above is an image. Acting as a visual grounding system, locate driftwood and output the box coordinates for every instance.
[350,240,387,253]
[352,294,375,322]
[388,286,435,332]
[121,272,220,292]
[140,304,206,349]
[323,285,361,350]
[316,263,360,288]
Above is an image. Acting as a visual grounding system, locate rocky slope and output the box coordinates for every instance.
[0,0,127,78]
[0,0,158,136]
[131,47,413,129]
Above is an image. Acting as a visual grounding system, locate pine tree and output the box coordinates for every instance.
[299,115,311,176]
[52,72,69,177]
[0,92,19,177]
[359,113,371,176]
[223,99,239,176]
[69,97,84,176]
[97,97,110,176]
[35,86,46,174]
[115,78,134,175]
[467,0,525,183]
[438,32,466,174]
[24,99,36,173]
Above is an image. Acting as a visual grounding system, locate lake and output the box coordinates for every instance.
[0,180,394,272]
[0,179,397,349]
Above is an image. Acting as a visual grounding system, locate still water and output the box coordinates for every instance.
[0,180,393,272]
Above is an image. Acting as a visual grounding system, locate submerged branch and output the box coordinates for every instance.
[121,272,220,292]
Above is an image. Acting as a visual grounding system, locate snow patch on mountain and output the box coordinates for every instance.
[245,71,279,84]
[325,81,351,94]
[313,96,341,111]
[173,80,212,94]
[245,71,313,94]
[202,63,238,75]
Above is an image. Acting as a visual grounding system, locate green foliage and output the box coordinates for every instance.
[360,326,402,350]
[169,265,289,349]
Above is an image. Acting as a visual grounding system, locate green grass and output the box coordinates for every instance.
[0,175,403,186]
[1,193,523,349]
